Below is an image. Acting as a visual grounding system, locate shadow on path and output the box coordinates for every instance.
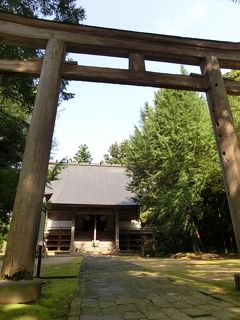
[68,255,240,320]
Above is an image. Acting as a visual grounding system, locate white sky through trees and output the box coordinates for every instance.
[53,0,240,163]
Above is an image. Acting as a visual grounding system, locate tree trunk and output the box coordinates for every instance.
[1,37,65,280]
[189,214,204,252]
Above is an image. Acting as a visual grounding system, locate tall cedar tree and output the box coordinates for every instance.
[125,88,236,252]
[103,140,129,165]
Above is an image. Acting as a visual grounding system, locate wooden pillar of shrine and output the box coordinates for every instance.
[1,37,65,280]
[201,56,240,255]
[115,211,120,251]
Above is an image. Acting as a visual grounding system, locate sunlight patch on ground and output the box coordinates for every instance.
[1,304,28,312]
[127,270,160,278]
[119,255,240,300]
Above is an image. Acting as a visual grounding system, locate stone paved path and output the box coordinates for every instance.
[68,256,240,320]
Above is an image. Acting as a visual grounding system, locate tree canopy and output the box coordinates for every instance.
[103,141,129,165]
[0,0,85,23]
[118,87,236,253]
[0,0,85,111]
[73,144,93,164]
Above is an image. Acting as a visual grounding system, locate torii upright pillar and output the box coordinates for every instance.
[1,37,65,280]
[201,56,240,255]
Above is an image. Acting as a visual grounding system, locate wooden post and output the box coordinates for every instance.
[115,211,119,250]
[234,273,240,290]
[70,214,76,252]
[1,37,65,280]
[36,245,42,278]
[94,215,97,243]
[201,56,240,255]
[129,53,145,71]
[35,208,46,278]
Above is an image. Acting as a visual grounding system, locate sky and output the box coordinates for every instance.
[52,0,240,163]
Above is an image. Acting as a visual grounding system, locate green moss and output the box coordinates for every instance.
[119,256,240,301]
[132,257,240,300]
[0,257,82,320]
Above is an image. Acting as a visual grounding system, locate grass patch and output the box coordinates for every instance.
[0,257,82,320]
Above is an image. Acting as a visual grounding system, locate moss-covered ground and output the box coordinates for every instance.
[0,256,82,320]
[121,255,240,300]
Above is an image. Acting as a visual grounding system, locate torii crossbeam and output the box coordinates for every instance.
[1,12,240,280]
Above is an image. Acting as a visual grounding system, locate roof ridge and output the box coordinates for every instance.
[49,162,124,168]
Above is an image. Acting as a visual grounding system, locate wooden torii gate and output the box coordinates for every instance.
[1,12,240,280]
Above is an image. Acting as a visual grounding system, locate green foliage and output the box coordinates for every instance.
[103,140,129,165]
[0,168,19,218]
[125,88,235,253]
[0,104,26,244]
[0,167,19,246]
[0,0,86,112]
[0,0,85,23]
[73,144,93,163]
[0,108,27,167]
[46,161,65,185]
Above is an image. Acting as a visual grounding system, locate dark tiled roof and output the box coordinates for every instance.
[46,164,137,206]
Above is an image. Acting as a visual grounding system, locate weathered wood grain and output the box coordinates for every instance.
[1,13,240,69]
[1,59,240,95]
[201,56,240,255]
[129,53,145,71]
[0,11,239,51]
[1,37,66,280]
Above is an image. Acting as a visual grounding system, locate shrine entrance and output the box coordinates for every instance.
[1,12,240,280]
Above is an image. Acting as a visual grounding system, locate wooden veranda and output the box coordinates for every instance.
[1,12,240,279]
